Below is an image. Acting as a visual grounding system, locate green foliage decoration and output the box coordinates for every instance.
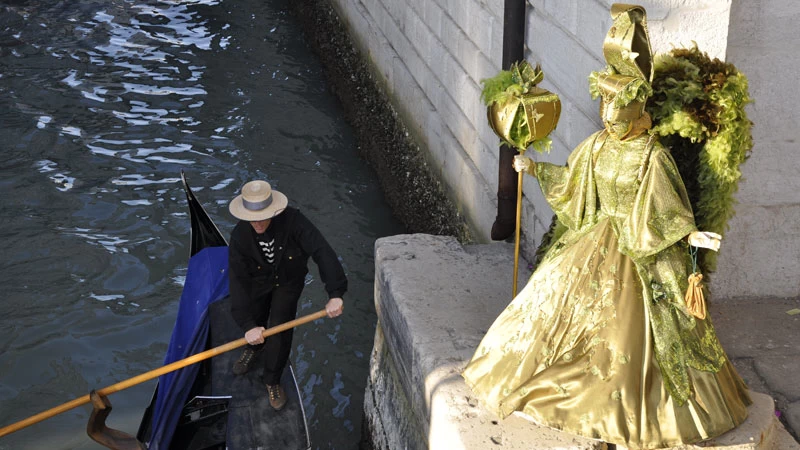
[588,68,653,108]
[481,69,520,106]
[480,61,554,153]
[646,45,754,273]
[481,61,544,106]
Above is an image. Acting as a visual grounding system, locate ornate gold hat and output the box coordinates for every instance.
[588,3,655,140]
[589,4,654,110]
[603,4,653,83]
[596,74,646,122]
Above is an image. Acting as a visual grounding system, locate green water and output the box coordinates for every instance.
[0,1,404,448]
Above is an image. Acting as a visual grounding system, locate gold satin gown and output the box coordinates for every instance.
[463,131,751,449]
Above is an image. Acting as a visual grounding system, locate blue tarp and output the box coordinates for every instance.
[147,245,229,450]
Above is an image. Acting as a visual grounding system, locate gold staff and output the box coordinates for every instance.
[512,156,524,297]
[483,61,561,298]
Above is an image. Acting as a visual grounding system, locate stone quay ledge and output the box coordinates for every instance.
[361,234,799,450]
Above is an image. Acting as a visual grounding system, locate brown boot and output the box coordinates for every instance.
[232,348,256,375]
[266,384,287,411]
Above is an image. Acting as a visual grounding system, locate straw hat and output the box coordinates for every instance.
[229,180,288,221]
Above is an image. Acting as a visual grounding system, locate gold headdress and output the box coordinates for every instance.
[589,4,654,138]
[604,4,653,81]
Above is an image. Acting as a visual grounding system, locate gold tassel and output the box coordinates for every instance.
[685,272,707,320]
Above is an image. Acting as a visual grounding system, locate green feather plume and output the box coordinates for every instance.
[588,68,653,108]
[647,45,753,274]
[480,70,519,106]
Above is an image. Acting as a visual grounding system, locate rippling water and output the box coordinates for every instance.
[0,1,404,448]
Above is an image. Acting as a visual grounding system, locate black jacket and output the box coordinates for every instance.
[228,207,347,331]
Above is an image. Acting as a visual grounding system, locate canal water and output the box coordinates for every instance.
[0,0,405,448]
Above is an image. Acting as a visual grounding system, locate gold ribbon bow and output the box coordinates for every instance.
[510,61,545,92]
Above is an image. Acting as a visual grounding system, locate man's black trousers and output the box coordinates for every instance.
[248,283,303,385]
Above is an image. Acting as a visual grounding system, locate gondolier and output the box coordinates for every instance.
[227,179,346,410]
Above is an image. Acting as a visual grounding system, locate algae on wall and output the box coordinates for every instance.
[288,0,471,243]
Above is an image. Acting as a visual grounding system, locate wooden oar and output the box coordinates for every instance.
[0,308,329,438]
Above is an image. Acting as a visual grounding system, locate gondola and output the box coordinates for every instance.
[135,172,311,450]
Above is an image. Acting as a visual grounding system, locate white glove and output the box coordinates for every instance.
[688,231,722,252]
[513,154,536,176]
[326,297,344,318]
[245,326,266,345]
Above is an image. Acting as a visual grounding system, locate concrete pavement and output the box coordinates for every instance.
[711,296,800,442]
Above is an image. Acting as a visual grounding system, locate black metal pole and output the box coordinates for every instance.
[491,0,526,240]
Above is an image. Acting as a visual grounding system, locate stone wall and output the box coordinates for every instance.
[327,0,799,299]
[716,0,800,299]
[326,0,504,238]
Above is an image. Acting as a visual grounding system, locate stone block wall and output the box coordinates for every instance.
[328,0,505,238]
[328,0,799,299]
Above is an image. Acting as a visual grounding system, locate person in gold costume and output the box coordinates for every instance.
[462,4,751,449]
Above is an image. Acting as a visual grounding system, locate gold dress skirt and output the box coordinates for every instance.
[462,218,750,449]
